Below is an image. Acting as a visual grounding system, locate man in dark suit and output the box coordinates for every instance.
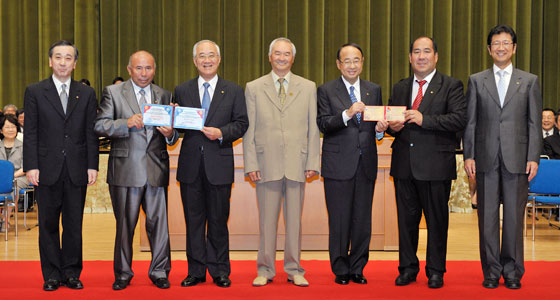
[464,25,542,290]
[317,43,387,285]
[387,37,466,289]
[174,40,248,288]
[95,50,178,290]
[23,40,99,291]
[542,108,557,138]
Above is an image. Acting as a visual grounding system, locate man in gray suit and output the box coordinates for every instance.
[243,37,320,287]
[95,50,178,290]
[464,25,542,290]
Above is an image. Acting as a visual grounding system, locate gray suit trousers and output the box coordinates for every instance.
[109,184,171,281]
[256,177,305,279]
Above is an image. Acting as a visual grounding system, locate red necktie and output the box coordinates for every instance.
[411,80,427,110]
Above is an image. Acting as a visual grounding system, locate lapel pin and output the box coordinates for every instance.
[221,90,224,94]
[516,82,520,85]
[366,92,370,96]
[289,92,293,96]
[76,96,79,99]
[430,91,434,94]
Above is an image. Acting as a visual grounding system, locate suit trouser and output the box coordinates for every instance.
[394,178,451,277]
[476,154,527,281]
[323,158,374,276]
[256,177,305,279]
[36,161,86,281]
[180,157,231,278]
[109,184,171,282]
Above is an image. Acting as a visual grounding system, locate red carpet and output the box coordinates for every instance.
[1,260,559,299]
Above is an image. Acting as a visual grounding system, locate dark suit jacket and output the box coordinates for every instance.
[387,71,466,181]
[174,76,248,185]
[23,77,99,186]
[94,80,177,187]
[543,134,560,159]
[317,77,382,181]
[464,68,542,173]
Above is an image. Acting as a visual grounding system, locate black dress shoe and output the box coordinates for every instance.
[181,275,206,287]
[395,273,417,286]
[112,278,131,290]
[43,279,61,291]
[334,275,350,285]
[482,278,499,289]
[350,274,367,284]
[153,278,170,289]
[504,278,521,289]
[427,274,444,289]
[65,277,84,289]
[213,275,231,288]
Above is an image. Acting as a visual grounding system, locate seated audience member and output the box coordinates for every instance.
[112,76,124,85]
[3,104,17,116]
[16,109,24,130]
[543,111,560,159]
[0,114,29,231]
[542,108,557,138]
[80,78,91,86]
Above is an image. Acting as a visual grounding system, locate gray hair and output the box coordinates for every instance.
[268,37,296,57]
[3,104,18,112]
[127,50,157,68]
[192,40,221,58]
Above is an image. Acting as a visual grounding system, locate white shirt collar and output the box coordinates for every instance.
[271,71,292,84]
[198,74,219,90]
[493,63,513,76]
[414,68,437,85]
[130,80,152,97]
[52,75,71,94]
[341,76,360,92]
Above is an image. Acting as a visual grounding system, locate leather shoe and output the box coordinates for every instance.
[252,276,272,287]
[112,278,131,290]
[395,273,417,286]
[482,278,499,289]
[287,274,309,287]
[181,275,206,287]
[427,274,444,289]
[213,275,231,288]
[43,279,61,291]
[505,278,521,289]
[65,277,84,289]
[350,274,367,284]
[154,278,170,289]
[334,275,350,285]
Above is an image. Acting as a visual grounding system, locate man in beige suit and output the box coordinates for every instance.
[243,37,320,287]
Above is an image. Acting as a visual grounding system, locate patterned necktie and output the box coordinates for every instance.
[546,131,550,137]
[60,83,68,113]
[139,89,152,141]
[497,69,507,107]
[349,86,360,123]
[411,80,427,110]
[202,82,211,112]
[278,78,286,106]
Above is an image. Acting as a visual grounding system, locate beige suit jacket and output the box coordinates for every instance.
[243,72,320,183]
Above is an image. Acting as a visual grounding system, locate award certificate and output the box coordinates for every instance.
[363,106,386,121]
[385,106,406,121]
[173,107,206,130]
[142,104,173,127]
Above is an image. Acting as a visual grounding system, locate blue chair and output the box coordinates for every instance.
[0,160,18,240]
[526,159,560,241]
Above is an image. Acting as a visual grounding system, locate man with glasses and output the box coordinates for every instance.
[317,43,387,285]
[464,25,542,290]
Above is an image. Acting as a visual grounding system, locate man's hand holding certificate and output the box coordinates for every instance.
[363,106,406,121]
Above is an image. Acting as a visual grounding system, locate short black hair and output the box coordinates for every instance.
[80,78,91,86]
[16,108,24,117]
[487,25,517,46]
[337,43,363,60]
[410,37,438,53]
[0,114,21,139]
[112,76,124,84]
[543,108,556,115]
[48,40,78,60]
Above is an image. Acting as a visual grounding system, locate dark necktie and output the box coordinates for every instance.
[411,80,426,110]
[60,83,68,113]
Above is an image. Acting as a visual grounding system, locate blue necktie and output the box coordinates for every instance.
[350,86,360,123]
[202,82,211,112]
[497,70,507,107]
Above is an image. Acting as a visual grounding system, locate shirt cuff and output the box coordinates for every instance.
[375,131,384,140]
[342,110,351,126]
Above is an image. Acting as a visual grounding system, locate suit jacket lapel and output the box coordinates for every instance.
[151,85,161,105]
[205,77,226,124]
[418,71,443,113]
[282,75,302,111]
[335,78,357,125]
[122,80,141,114]
[482,69,501,107]
[188,79,202,108]
[43,78,66,119]
[65,80,81,119]
[263,73,283,111]
[502,68,522,108]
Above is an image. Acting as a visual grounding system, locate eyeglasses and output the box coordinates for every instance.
[196,53,218,61]
[490,40,514,48]
[340,59,362,67]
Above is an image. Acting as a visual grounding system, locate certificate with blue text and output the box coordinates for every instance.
[173,106,206,130]
[142,104,173,127]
